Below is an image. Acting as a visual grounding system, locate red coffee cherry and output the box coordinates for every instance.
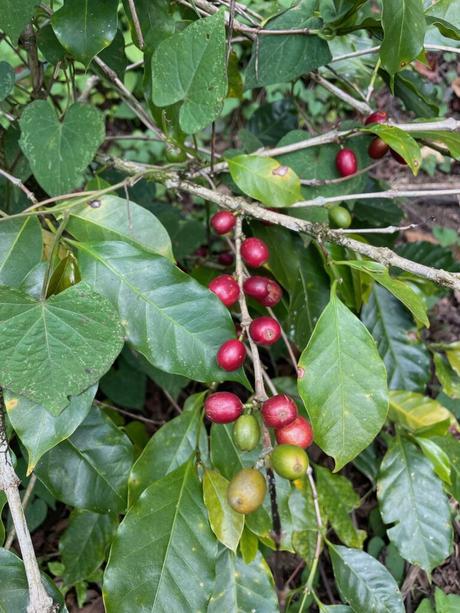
[390,149,408,165]
[218,251,234,266]
[275,416,313,448]
[243,276,270,301]
[368,137,389,159]
[262,394,298,428]
[260,279,283,307]
[211,211,236,235]
[240,237,269,268]
[249,316,281,345]
[208,275,240,307]
[217,339,246,371]
[336,149,358,177]
[204,392,243,423]
[364,110,388,125]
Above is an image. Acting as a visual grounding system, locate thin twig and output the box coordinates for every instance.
[0,167,37,203]
[127,0,144,49]
[300,161,380,187]
[94,400,165,425]
[5,474,37,550]
[312,73,372,114]
[266,307,298,371]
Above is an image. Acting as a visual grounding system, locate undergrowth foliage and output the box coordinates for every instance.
[0,1,460,612]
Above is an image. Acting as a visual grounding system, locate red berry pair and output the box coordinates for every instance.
[243,276,282,308]
[365,111,407,165]
[262,394,313,448]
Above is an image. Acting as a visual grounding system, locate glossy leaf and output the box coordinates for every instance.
[203,470,244,552]
[415,436,451,485]
[362,285,430,392]
[103,460,218,612]
[389,390,452,434]
[429,435,460,502]
[227,154,302,207]
[363,124,422,174]
[0,284,123,414]
[0,0,37,40]
[35,408,134,514]
[68,195,173,261]
[4,385,97,474]
[77,241,245,385]
[0,61,14,101]
[426,0,460,41]
[210,423,262,481]
[412,130,460,160]
[128,392,207,504]
[0,217,42,287]
[380,0,426,77]
[434,352,460,399]
[60,510,117,585]
[19,101,105,196]
[329,544,405,613]
[377,436,452,573]
[298,290,388,470]
[151,11,227,134]
[52,0,118,65]
[208,549,278,612]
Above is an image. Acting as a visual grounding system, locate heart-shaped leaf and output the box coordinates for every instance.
[19,101,105,196]
[0,283,123,413]
[0,217,42,287]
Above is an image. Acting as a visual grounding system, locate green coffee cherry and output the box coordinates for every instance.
[233,415,260,451]
[328,205,352,229]
[227,468,267,514]
[270,444,309,480]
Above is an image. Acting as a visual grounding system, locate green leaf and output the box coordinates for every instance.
[35,408,134,514]
[414,436,452,485]
[96,29,128,79]
[0,283,123,414]
[77,241,246,385]
[380,0,426,77]
[316,465,366,548]
[227,154,302,207]
[0,548,65,611]
[363,125,422,174]
[434,352,460,399]
[377,436,453,574]
[151,11,227,134]
[60,510,117,586]
[329,544,405,613]
[434,588,460,613]
[37,24,66,65]
[245,0,331,88]
[203,470,244,552]
[431,434,460,502]
[68,195,173,261]
[239,527,259,564]
[100,354,146,410]
[297,291,388,470]
[19,101,105,196]
[389,391,453,434]
[210,423,262,481]
[337,260,429,328]
[426,0,460,40]
[0,0,37,41]
[388,70,439,118]
[412,130,460,160]
[0,61,14,101]
[128,392,207,504]
[361,285,430,392]
[0,217,42,287]
[208,549,278,612]
[4,384,97,474]
[51,0,118,65]
[103,460,218,612]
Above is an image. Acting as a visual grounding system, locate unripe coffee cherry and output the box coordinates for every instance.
[275,416,313,448]
[205,392,243,423]
[262,394,298,428]
[328,206,352,229]
[218,251,234,266]
[240,237,269,267]
[364,110,388,125]
[271,444,309,480]
[211,211,236,235]
[368,137,389,159]
[336,148,358,177]
[217,339,246,371]
[233,415,260,451]
[227,468,267,514]
[249,316,281,345]
[390,149,408,165]
[208,275,240,307]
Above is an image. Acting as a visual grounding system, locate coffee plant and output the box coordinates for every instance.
[1,1,460,611]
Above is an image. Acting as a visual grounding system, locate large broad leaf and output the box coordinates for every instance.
[35,408,134,514]
[361,285,430,392]
[103,460,218,612]
[128,392,207,504]
[19,101,105,196]
[0,283,123,414]
[316,466,366,548]
[329,544,405,613]
[52,0,118,65]
[227,154,302,207]
[4,384,97,474]
[60,510,117,586]
[377,436,453,574]
[0,0,37,40]
[426,0,460,41]
[68,195,173,261]
[245,0,331,88]
[208,549,278,612]
[380,0,426,77]
[77,241,246,385]
[203,470,244,552]
[151,11,227,134]
[389,391,453,434]
[297,291,388,470]
[431,435,460,503]
[0,548,65,611]
[363,125,422,175]
[0,217,42,287]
